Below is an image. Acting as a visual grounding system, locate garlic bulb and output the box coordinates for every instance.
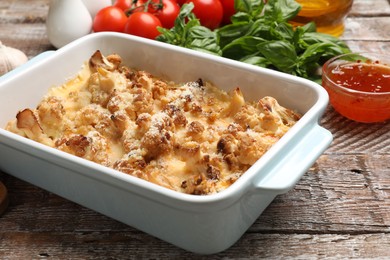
[0,42,28,76]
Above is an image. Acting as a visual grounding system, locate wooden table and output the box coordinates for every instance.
[1,0,390,258]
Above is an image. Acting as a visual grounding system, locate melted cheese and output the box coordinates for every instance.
[5,51,301,195]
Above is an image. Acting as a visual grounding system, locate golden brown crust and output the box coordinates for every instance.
[5,50,301,195]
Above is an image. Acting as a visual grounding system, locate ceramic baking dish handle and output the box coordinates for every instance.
[0,51,55,83]
[254,124,332,194]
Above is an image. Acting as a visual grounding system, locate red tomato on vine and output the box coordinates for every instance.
[95,0,180,39]
[176,0,187,5]
[185,0,223,30]
[93,6,128,32]
[131,0,156,13]
[220,0,236,25]
[113,0,132,10]
[126,0,180,29]
[153,0,180,28]
[123,12,162,39]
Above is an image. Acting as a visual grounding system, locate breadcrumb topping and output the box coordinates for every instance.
[5,50,301,195]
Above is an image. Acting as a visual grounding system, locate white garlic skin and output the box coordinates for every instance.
[0,42,28,76]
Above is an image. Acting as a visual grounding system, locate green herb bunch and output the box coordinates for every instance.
[157,0,351,82]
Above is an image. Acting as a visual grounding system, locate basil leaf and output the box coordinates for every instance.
[271,22,295,41]
[257,40,298,73]
[157,0,352,82]
[240,55,271,68]
[187,26,222,55]
[299,42,335,64]
[231,12,252,23]
[292,26,306,52]
[246,18,269,36]
[338,53,369,62]
[302,32,350,51]
[264,0,301,22]
[176,2,195,21]
[250,0,266,19]
[189,42,222,55]
[222,36,266,59]
[157,27,176,43]
[157,3,220,55]
[301,22,317,33]
[234,0,253,13]
[217,22,252,48]
[293,24,318,53]
[234,0,265,19]
[157,3,197,45]
[296,42,347,78]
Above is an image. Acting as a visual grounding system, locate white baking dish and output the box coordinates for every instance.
[0,32,332,254]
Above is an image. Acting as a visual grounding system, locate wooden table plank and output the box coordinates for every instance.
[322,109,390,154]
[0,0,49,23]
[0,24,52,58]
[1,231,390,259]
[2,154,390,233]
[343,17,390,42]
[255,154,390,231]
[350,0,390,16]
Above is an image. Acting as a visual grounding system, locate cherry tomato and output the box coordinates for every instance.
[220,0,236,25]
[185,0,223,30]
[124,12,162,39]
[115,0,149,13]
[132,0,153,13]
[132,0,177,15]
[176,0,187,5]
[93,6,128,32]
[125,0,179,29]
[153,0,180,29]
[139,0,159,13]
[113,0,132,10]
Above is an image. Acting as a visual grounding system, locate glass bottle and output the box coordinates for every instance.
[290,0,353,37]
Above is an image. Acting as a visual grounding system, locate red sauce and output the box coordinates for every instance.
[331,62,390,93]
[323,61,390,123]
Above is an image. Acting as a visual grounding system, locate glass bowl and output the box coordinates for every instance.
[322,52,390,123]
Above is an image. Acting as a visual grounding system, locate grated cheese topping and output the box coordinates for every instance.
[5,51,301,195]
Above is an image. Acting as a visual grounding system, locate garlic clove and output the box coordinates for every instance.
[0,41,28,76]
